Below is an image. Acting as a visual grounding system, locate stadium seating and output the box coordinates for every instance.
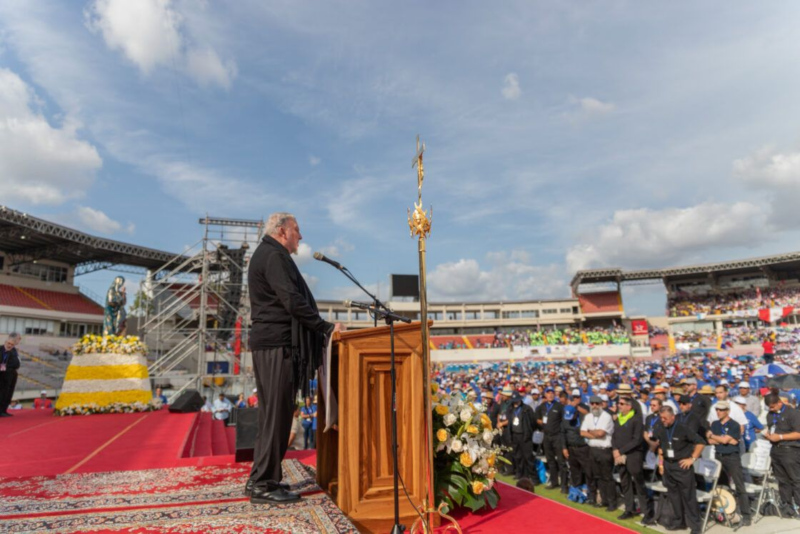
[0,284,103,315]
[578,292,622,314]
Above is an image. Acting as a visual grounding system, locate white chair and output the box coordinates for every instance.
[695,458,722,533]
[741,451,775,522]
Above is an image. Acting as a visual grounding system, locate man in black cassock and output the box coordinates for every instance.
[245,212,335,504]
[506,392,537,480]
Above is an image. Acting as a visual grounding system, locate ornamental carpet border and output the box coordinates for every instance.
[0,459,356,533]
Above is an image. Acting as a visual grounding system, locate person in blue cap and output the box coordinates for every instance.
[535,386,567,492]
[561,404,590,492]
[506,391,537,481]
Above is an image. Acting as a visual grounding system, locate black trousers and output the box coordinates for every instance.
[543,433,566,489]
[0,369,18,413]
[717,453,751,517]
[619,451,647,513]
[249,347,295,489]
[663,461,701,532]
[771,446,800,508]
[589,447,616,506]
[511,433,536,480]
[567,445,590,487]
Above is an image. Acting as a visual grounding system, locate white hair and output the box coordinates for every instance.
[7,332,21,341]
[265,212,296,237]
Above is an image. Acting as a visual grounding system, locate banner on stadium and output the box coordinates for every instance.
[758,306,794,323]
[630,319,648,337]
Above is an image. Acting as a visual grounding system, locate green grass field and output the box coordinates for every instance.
[495,473,661,534]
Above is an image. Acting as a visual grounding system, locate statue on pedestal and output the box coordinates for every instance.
[103,276,127,336]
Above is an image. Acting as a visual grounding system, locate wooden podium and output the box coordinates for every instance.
[316,322,428,533]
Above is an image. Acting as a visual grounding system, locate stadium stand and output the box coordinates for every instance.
[0,283,104,315]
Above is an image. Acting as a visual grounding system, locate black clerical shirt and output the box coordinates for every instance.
[654,420,704,461]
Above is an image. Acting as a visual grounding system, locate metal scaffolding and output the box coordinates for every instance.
[140,215,263,399]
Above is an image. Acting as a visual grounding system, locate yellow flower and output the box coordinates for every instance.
[488,471,496,480]
[480,414,492,429]
[436,429,448,442]
[435,405,449,416]
[459,452,474,468]
[466,425,479,434]
[472,481,485,495]
[431,383,439,394]
[487,454,496,468]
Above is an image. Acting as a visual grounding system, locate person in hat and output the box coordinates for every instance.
[505,391,537,481]
[684,378,712,421]
[706,400,751,526]
[654,385,678,414]
[535,386,567,492]
[763,393,800,517]
[732,396,763,452]
[708,384,747,432]
[737,381,761,417]
[561,404,590,491]
[677,395,706,442]
[247,387,259,408]
[581,395,616,510]
[612,394,647,520]
[524,387,542,411]
[652,405,705,534]
[33,390,52,410]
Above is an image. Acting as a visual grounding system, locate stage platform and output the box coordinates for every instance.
[1,409,638,533]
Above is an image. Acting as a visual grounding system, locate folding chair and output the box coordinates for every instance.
[741,452,771,523]
[695,458,722,533]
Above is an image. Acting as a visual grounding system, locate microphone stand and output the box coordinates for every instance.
[337,266,389,327]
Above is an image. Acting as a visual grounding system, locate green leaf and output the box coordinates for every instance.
[484,488,500,509]
[463,492,485,512]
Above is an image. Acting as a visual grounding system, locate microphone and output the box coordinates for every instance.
[343,300,371,310]
[314,251,343,270]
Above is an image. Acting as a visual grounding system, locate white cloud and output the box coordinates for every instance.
[76,206,124,234]
[86,0,236,89]
[427,252,567,301]
[566,201,770,272]
[85,0,182,75]
[185,47,237,90]
[0,68,101,205]
[319,238,354,258]
[293,242,314,265]
[734,145,800,188]
[566,96,616,120]
[309,155,321,166]
[501,73,521,100]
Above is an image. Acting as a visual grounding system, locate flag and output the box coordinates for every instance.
[759,306,793,323]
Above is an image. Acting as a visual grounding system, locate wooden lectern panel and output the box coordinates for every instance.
[317,322,427,533]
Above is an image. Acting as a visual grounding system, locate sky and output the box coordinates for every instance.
[3,1,800,316]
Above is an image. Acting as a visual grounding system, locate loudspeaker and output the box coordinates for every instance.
[168,390,205,413]
[235,407,258,462]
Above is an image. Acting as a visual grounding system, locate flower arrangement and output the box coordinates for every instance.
[54,399,162,417]
[72,334,148,356]
[432,383,508,513]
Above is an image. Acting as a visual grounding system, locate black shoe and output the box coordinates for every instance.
[0,412,11,418]
[250,487,301,505]
[560,488,569,495]
[605,503,618,512]
[641,517,656,526]
[617,511,635,520]
[245,480,289,496]
[740,517,751,527]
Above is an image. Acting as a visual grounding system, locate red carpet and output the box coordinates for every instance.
[1,409,637,533]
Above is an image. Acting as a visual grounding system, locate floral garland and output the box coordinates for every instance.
[72,334,149,356]
[55,400,162,417]
[432,384,508,513]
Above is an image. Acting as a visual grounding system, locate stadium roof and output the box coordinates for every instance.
[570,250,800,291]
[0,206,191,276]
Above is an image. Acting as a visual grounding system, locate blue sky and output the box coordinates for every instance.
[3,1,800,316]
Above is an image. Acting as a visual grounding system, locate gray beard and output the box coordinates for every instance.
[591,408,603,417]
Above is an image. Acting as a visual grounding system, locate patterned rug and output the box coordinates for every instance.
[1,460,357,533]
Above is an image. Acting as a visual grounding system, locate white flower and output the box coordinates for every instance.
[451,439,464,453]
[460,409,472,422]
[482,430,494,444]
[443,413,457,426]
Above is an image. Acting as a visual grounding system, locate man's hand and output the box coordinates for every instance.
[334,323,345,333]
[765,433,780,443]
[679,458,695,470]
[563,449,569,459]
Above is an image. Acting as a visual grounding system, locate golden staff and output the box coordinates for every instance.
[408,136,461,534]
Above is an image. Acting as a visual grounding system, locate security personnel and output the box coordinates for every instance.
[612,396,647,520]
[677,395,706,441]
[683,378,711,422]
[706,400,751,526]
[763,393,800,517]
[561,404,590,490]
[581,395,616,510]
[653,406,705,534]
[506,391,537,481]
[535,386,566,492]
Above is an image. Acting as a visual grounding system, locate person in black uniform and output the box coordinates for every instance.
[506,392,537,480]
[706,400,751,526]
[0,333,21,417]
[653,406,705,534]
[677,395,706,442]
[561,404,590,491]
[612,396,647,520]
[535,386,567,492]
[763,393,800,517]
[683,378,711,422]
[246,212,336,505]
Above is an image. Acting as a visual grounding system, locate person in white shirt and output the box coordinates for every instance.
[213,393,233,421]
[737,382,761,417]
[581,395,616,510]
[707,384,747,428]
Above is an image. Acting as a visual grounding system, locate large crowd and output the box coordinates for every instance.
[434,350,800,532]
[440,327,631,350]
[669,286,800,317]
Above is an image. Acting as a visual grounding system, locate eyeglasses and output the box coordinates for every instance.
[715,407,729,411]
[590,402,602,405]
